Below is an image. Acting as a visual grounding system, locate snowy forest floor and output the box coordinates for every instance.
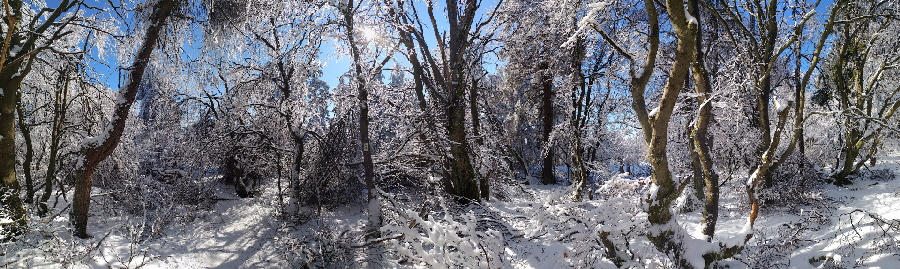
[2,153,899,268]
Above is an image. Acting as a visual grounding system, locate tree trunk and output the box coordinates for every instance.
[342,1,381,237]
[38,65,71,217]
[687,121,705,204]
[14,91,35,204]
[686,0,721,242]
[569,37,589,201]
[539,61,555,185]
[470,75,489,199]
[642,0,697,264]
[0,80,27,237]
[0,0,29,239]
[291,134,304,202]
[70,0,177,239]
[70,164,97,238]
[444,0,482,203]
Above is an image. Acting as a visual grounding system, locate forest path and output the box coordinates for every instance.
[141,184,286,269]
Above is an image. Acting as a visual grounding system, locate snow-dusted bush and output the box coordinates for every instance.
[847,168,896,182]
[739,208,832,268]
[299,116,364,208]
[762,153,831,211]
[829,210,900,267]
[381,203,507,268]
[513,174,668,268]
[281,222,363,268]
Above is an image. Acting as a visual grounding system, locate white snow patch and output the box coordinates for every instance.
[774,97,788,113]
[685,9,697,26]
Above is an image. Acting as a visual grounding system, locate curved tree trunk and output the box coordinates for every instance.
[70,0,177,239]
[686,0,720,242]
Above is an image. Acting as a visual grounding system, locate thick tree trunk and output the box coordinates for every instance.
[70,0,177,239]
[70,164,97,238]
[833,127,859,185]
[539,62,555,185]
[446,99,479,202]
[0,82,27,237]
[0,0,29,239]
[444,0,483,203]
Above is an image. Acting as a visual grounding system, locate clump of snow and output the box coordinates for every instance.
[8,45,22,58]
[685,9,697,26]
[773,97,788,113]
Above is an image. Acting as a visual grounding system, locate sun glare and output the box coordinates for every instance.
[361,27,379,41]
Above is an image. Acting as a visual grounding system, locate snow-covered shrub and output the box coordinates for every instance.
[381,202,507,268]
[299,116,364,208]
[846,168,896,182]
[739,209,832,268]
[283,223,363,268]
[763,153,831,211]
[511,174,668,268]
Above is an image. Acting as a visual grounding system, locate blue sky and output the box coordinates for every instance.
[46,0,833,92]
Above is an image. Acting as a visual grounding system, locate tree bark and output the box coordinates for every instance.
[341,1,381,237]
[642,0,697,264]
[70,0,177,239]
[470,73,488,199]
[569,37,589,201]
[14,89,35,204]
[0,0,29,239]
[687,0,720,241]
[539,61,555,185]
[0,78,27,238]
[444,0,483,203]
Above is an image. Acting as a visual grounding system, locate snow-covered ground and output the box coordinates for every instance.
[2,154,899,268]
[785,154,900,268]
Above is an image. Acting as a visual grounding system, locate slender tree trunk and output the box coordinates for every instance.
[14,92,35,204]
[470,75,489,199]
[70,0,177,238]
[291,134,304,201]
[569,37,589,201]
[794,24,805,155]
[685,0,721,242]
[757,0,779,188]
[687,121,705,203]
[38,64,70,217]
[470,77,482,146]
[342,2,381,237]
[640,0,698,265]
